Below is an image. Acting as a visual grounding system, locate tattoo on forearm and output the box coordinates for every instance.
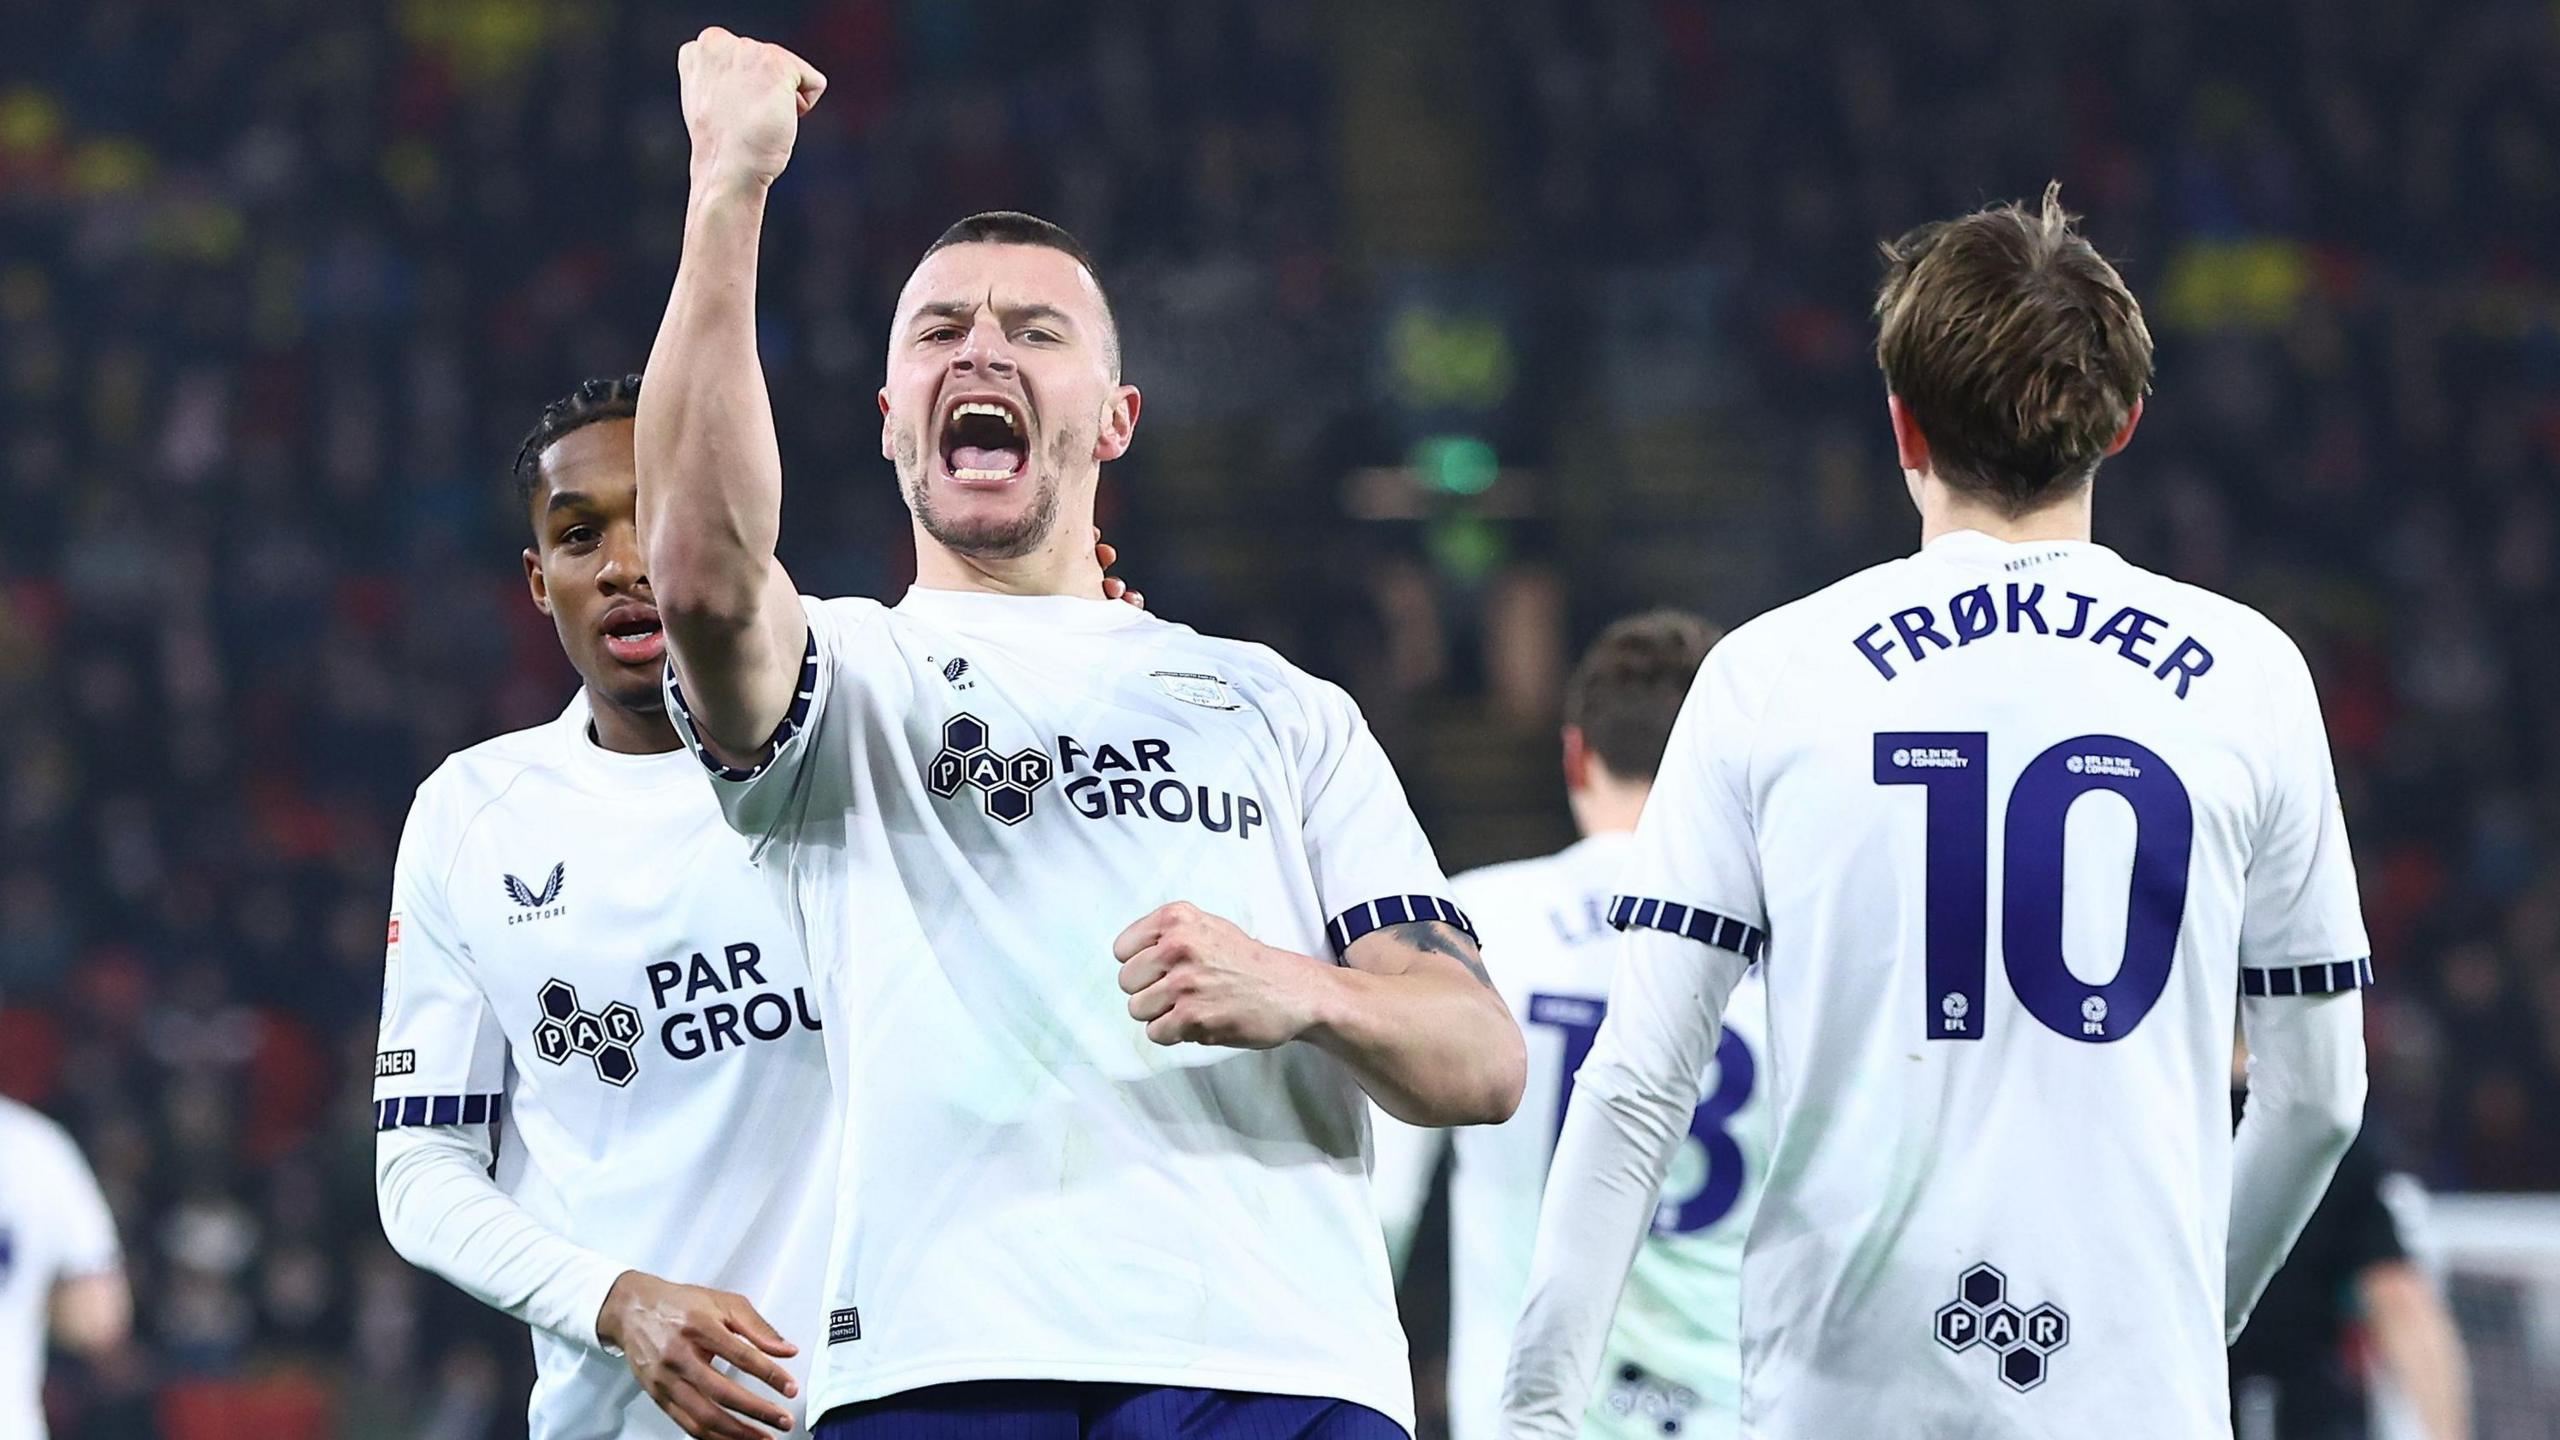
[1380,920,1495,990]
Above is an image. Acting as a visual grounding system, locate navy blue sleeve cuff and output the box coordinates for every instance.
[666,630,820,783]
[1326,894,1480,957]
[1607,895,1768,962]
[2241,956,2373,997]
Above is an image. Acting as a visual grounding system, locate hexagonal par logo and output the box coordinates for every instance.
[527,978,641,1087]
[926,711,1054,827]
[1937,1263,2069,1393]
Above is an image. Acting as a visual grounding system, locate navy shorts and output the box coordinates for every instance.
[814,1381,1407,1440]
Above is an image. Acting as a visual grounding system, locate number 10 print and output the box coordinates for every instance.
[1875,733,2194,1044]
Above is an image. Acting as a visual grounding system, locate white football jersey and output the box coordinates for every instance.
[664,588,1463,1431]
[1376,834,1769,1440]
[375,696,836,1439]
[0,1098,120,1440]
[1606,532,2370,1439]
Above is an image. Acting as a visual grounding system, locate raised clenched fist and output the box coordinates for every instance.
[676,26,827,192]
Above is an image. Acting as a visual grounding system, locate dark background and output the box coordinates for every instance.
[5,0,2556,1435]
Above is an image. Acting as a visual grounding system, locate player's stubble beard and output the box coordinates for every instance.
[895,420,1084,561]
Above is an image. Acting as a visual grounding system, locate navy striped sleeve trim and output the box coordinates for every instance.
[375,1093,504,1131]
[1607,895,1767,962]
[2241,956,2374,997]
[1326,895,1480,957]
[666,630,821,783]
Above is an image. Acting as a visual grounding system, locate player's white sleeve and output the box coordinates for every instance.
[2226,636,2370,1340]
[376,1123,629,1349]
[373,782,507,1133]
[370,782,624,1349]
[1294,678,1473,955]
[34,1120,120,1280]
[665,595,884,853]
[1502,646,1767,1439]
[2228,990,2364,1340]
[1369,1105,1447,1274]
[2236,638,2372,991]
[1502,930,1750,1440]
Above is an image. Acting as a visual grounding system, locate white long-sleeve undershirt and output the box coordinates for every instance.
[1500,925,1751,1440]
[374,1123,629,1351]
[2227,987,2367,1340]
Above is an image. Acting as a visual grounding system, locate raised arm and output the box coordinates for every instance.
[635,27,825,764]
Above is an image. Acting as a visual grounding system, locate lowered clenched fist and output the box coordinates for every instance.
[677,26,827,192]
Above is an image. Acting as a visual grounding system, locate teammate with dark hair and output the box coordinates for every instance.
[375,377,1142,1439]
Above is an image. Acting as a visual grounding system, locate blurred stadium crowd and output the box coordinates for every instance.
[2,0,2555,1434]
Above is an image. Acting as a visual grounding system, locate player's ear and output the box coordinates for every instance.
[2104,397,2144,457]
[879,388,896,462]
[1887,393,1932,473]
[1094,385,1141,462]
[1561,725,1590,794]
[524,548,553,616]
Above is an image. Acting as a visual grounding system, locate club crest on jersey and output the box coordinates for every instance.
[1150,669,1242,710]
[503,862,568,923]
[530,978,643,1086]
[1933,1264,2069,1392]
[926,713,1054,825]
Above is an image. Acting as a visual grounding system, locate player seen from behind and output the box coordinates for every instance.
[1374,612,1770,1440]
[634,27,1526,1440]
[1501,187,2370,1440]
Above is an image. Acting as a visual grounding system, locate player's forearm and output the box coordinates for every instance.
[637,179,811,755]
[2361,1263,2471,1440]
[50,1271,131,1354]
[637,179,786,635]
[1310,965,1525,1127]
[2228,989,2366,1340]
[376,1126,630,1350]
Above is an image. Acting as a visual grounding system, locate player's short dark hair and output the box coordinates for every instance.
[512,374,642,519]
[1873,183,2154,516]
[920,211,1120,376]
[1565,611,1721,783]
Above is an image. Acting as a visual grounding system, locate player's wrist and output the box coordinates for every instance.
[593,1268,645,1350]
[687,152,777,207]
[1293,957,1356,1045]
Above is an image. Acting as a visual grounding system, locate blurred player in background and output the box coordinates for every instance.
[1503,186,2370,1439]
[2231,1047,2471,1440]
[0,1088,129,1440]
[635,27,1523,1440]
[1375,612,1769,1440]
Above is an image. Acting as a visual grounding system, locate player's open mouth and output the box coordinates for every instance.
[939,396,1029,484]
[600,605,665,665]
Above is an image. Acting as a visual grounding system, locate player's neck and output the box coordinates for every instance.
[1914,473,2093,547]
[911,521,1107,599]
[588,689,683,755]
[1568,774,1650,837]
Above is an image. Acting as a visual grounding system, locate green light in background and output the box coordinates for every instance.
[1414,434,1499,496]
[1427,514,1507,582]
